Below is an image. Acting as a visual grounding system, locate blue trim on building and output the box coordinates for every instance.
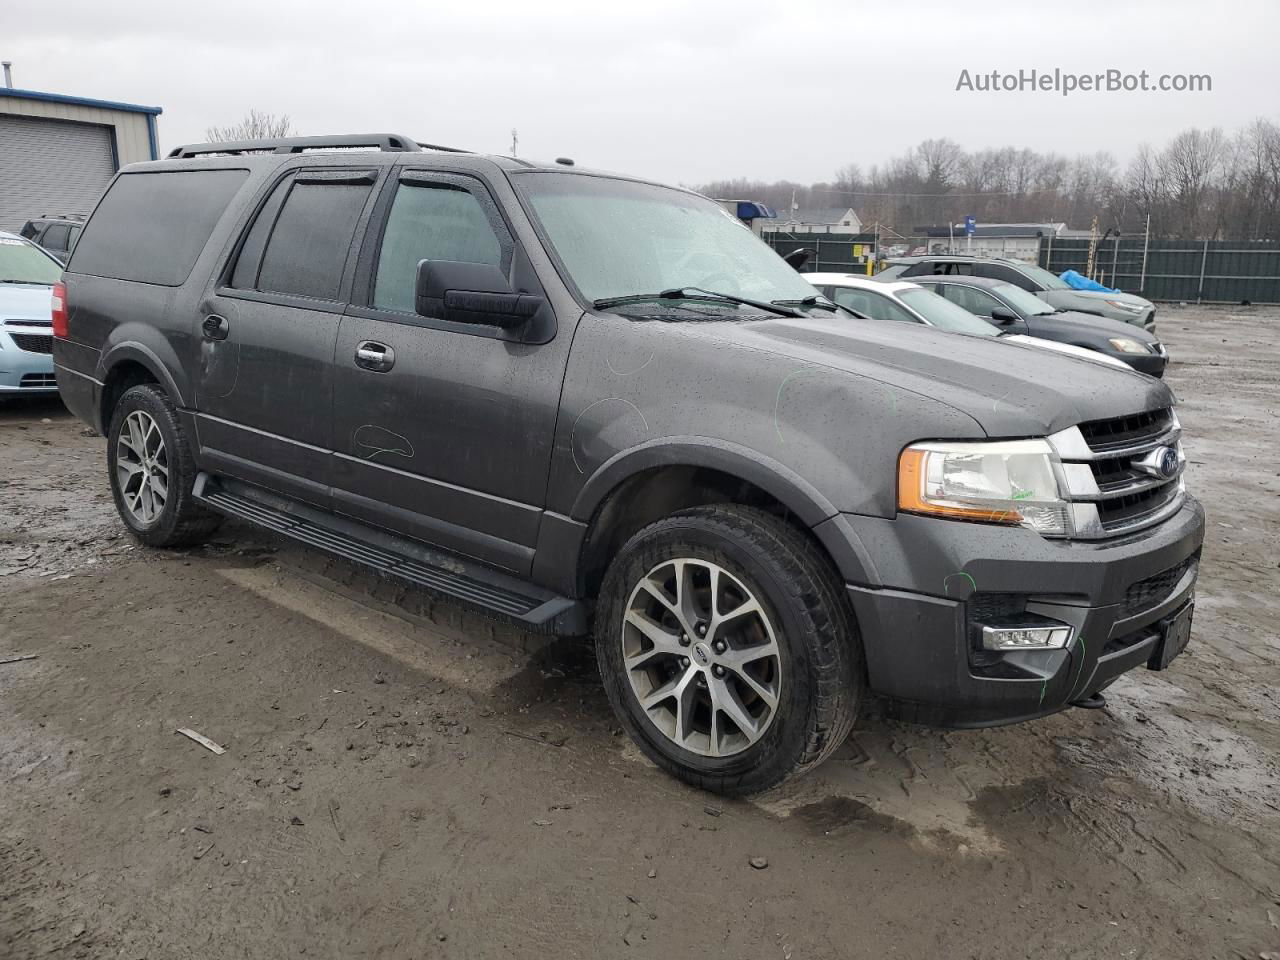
[0,87,163,117]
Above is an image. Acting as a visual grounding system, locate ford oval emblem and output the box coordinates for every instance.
[1138,445,1180,480]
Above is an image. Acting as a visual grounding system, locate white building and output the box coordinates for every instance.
[0,80,162,232]
[762,206,863,235]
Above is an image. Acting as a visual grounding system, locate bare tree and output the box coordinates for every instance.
[205,110,294,143]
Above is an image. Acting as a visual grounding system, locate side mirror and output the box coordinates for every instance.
[990,308,1020,324]
[415,260,543,328]
[782,247,816,271]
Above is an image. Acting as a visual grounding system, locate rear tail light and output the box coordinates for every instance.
[51,281,68,338]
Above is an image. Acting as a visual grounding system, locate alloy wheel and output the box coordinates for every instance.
[621,558,783,757]
[115,410,169,524]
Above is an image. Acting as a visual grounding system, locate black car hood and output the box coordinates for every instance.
[692,314,1173,437]
[1026,309,1160,342]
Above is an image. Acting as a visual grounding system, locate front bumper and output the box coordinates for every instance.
[1114,349,1166,377]
[840,498,1205,726]
[0,329,57,393]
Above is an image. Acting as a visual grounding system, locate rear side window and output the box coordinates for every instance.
[19,222,39,240]
[372,181,504,313]
[233,174,374,301]
[69,170,249,285]
[41,223,70,250]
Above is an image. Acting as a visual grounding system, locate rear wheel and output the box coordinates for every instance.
[596,505,861,795]
[107,384,220,547]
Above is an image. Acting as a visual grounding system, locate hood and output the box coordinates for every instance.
[1055,288,1152,308]
[0,283,54,323]
[684,313,1173,437]
[1026,309,1159,342]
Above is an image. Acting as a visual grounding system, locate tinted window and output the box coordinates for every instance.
[69,170,249,285]
[255,180,373,300]
[830,286,917,323]
[373,182,503,312]
[229,176,293,290]
[41,223,71,250]
[68,226,81,253]
[898,288,1000,336]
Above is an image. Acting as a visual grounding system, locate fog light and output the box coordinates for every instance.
[980,624,1072,651]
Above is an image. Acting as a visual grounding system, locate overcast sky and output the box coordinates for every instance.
[4,0,1278,187]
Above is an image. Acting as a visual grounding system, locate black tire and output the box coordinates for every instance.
[596,504,862,795]
[106,384,220,547]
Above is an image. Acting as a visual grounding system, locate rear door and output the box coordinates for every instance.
[195,167,380,508]
[330,167,570,574]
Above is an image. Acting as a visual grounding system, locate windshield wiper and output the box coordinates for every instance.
[771,296,839,311]
[593,287,802,318]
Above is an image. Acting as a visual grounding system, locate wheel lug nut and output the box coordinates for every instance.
[712,665,726,678]
[713,640,726,654]
[680,657,690,668]
[696,623,707,637]
[679,634,690,646]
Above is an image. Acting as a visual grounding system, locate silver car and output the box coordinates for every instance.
[0,231,62,397]
[879,255,1156,331]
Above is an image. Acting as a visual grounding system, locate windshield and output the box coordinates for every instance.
[0,237,63,285]
[991,282,1056,315]
[515,173,820,305]
[898,288,999,336]
[1013,262,1070,290]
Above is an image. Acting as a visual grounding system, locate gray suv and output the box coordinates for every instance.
[52,134,1203,795]
[881,255,1157,331]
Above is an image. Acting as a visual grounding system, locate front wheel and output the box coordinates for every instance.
[596,505,862,795]
[106,384,220,547]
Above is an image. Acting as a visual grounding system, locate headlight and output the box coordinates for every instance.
[1104,298,1145,313]
[1108,337,1152,354]
[898,440,1069,536]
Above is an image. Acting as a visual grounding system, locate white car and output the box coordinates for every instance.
[0,231,62,396]
[804,273,1132,372]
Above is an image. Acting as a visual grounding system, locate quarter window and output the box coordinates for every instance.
[372,181,503,313]
[829,286,917,323]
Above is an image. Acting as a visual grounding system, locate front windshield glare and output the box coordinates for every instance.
[0,238,63,285]
[993,282,1056,315]
[517,173,820,305]
[898,288,999,336]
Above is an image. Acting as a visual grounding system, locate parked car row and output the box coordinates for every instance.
[806,271,1167,376]
[878,254,1158,331]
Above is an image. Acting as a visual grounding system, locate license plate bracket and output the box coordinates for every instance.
[1147,601,1194,671]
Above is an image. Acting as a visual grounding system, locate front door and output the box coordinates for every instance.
[195,168,380,507]
[331,168,573,575]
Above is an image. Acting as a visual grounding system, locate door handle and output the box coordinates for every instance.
[354,340,395,372]
[202,314,230,341]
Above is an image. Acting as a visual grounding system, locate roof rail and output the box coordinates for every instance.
[165,133,461,159]
[39,213,87,220]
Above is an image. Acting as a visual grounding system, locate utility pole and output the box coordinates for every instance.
[510,128,518,156]
[1140,212,1151,293]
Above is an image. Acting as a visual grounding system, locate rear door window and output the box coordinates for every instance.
[234,172,375,301]
[372,178,506,313]
[68,170,249,285]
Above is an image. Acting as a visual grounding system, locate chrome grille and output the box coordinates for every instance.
[1049,407,1186,539]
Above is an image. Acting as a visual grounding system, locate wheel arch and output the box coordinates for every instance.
[96,342,184,434]
[569,439,876,599]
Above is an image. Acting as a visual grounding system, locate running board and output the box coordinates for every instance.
[193,473,586,634]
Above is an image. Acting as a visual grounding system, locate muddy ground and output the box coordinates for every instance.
[1,305,1277,960]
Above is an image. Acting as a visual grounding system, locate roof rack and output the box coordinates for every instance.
[166,133,470,159]
[39,212,87,220]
